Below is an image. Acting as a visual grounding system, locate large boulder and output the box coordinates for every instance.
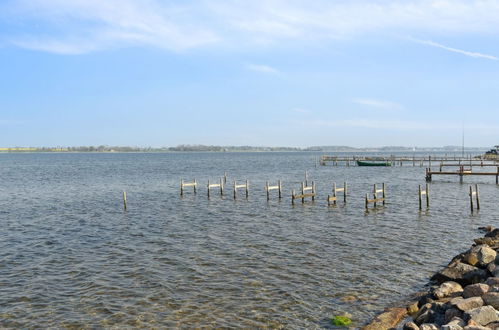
[360,307,406,330]
[435,282,464,299]
[463,284,489,298]
[473,237,499,249]
[432,261,488,285]
[420,324,438,330]
[482,292,499,309]
[455,297,484,312]
[465,306,499,326]
[464,245,497,267]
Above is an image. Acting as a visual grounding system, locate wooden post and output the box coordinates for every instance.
[429,155,431,168]
[469,185,474,212]
[496,166,499,184]
[220,178,224,195]
[365,194,368,209]
[476,184,480,210]
[332,182,337,206]
[426,183,430,208]
[344,182,347,203]
[301,182,305,203]
[278,180,282,199]
[233,180,237,199]
[180,179,184,196]
[373,184,377,208]
[194,179,197,194]
[418,185,422,210]
[224,172,227,184]
[312,181,315,201]
[459,166,464,184]
[123,191,127,211]
[382,183,386,206]
[305,171,308,186]
[292,189,295,205]
[266,181,270,200]
[207,179,210,198]
[245,180,249,198]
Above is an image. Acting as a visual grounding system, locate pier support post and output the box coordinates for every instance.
[123,191,127,211]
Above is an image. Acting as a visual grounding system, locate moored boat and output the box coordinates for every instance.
[483,145,499,159]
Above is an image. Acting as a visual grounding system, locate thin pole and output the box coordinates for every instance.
[245,180,249,198]
[180,179,184,196]
[278,180,282,199]
[418,185,422,210]
[469,185,474,212]
[233,180,237,199]
[344,182,347,203]
[426,183,430,208]
[373,184,377,208]
[476,184,480,210]
[207,179,210,198]
[123,191,127,211]
[266,181,269,201]
[382,183,386,206]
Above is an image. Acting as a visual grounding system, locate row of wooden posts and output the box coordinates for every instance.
[122,181,480,212]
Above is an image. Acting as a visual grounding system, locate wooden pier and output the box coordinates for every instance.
[320,155,498,167]
[426,166,499,183]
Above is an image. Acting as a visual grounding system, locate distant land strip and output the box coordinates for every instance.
[0,145,488,153]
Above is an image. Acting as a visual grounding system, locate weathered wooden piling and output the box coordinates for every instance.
[233,180,249,199]
[265,180,282,200]
[180,179,197,196]
[291,181,316,204]
[469,184,480,212]
[207,178,224,198]
[123,191,127,211]
[327,182,347,206]
[365,183,386,209]
[418,183,429,210]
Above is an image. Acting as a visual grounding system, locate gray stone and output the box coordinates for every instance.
[435,282,464,299]
[474,237,499,249]
[465,305,499,326]
[463,284,489,298]
[442,316,465,330]
[445,307,464,323]
[455,297,484,311]
[402,321,419,330]
[486,277,499,287]
[463,326,492,330]
[464,245,497,267]
[420,324,439,330]
[432,261,488,285]
[488,262,497,273]
[482,292,499,309]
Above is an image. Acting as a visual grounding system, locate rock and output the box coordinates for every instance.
[486,321,499,329]
[463,326,492,330]
[407,301,419,315]
[360,307,406,330]
[445,307,464,323]
[442,316,466,330]
[435,282,464,299]
[488,262,496,273]
[455,297,484,312]
[432,261,488,285]
[465,305,499,326]
[478,225,494,233]
[464,245,497,267]
[420,324,439,330]
[482,292,499,309]
[485,228,499,238]
[463,284,489,298]
[402,321,419,330]
[474,237,499,249]
[486,277,499,287]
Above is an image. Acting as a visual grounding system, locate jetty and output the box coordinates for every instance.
[319,155,498,167]
[426,166,499,184]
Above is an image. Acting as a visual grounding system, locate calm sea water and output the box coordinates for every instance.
[0,152,497,328]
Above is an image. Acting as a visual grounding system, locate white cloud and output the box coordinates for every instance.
[246,63,279,74]
[4,0,499,54]
[411,38,498,60]
[353,98,403,110]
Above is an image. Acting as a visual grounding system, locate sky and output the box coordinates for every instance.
[1,0,499,148]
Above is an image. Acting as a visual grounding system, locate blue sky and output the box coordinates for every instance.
[1,0,499,147]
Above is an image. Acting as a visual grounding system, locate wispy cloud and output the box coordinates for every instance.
[246,63,279,74]
[352,98,403,110]
[4,1,499,54]
[411,38,498,61]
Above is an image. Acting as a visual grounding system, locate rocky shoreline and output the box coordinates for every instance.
[362,226,499,330]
